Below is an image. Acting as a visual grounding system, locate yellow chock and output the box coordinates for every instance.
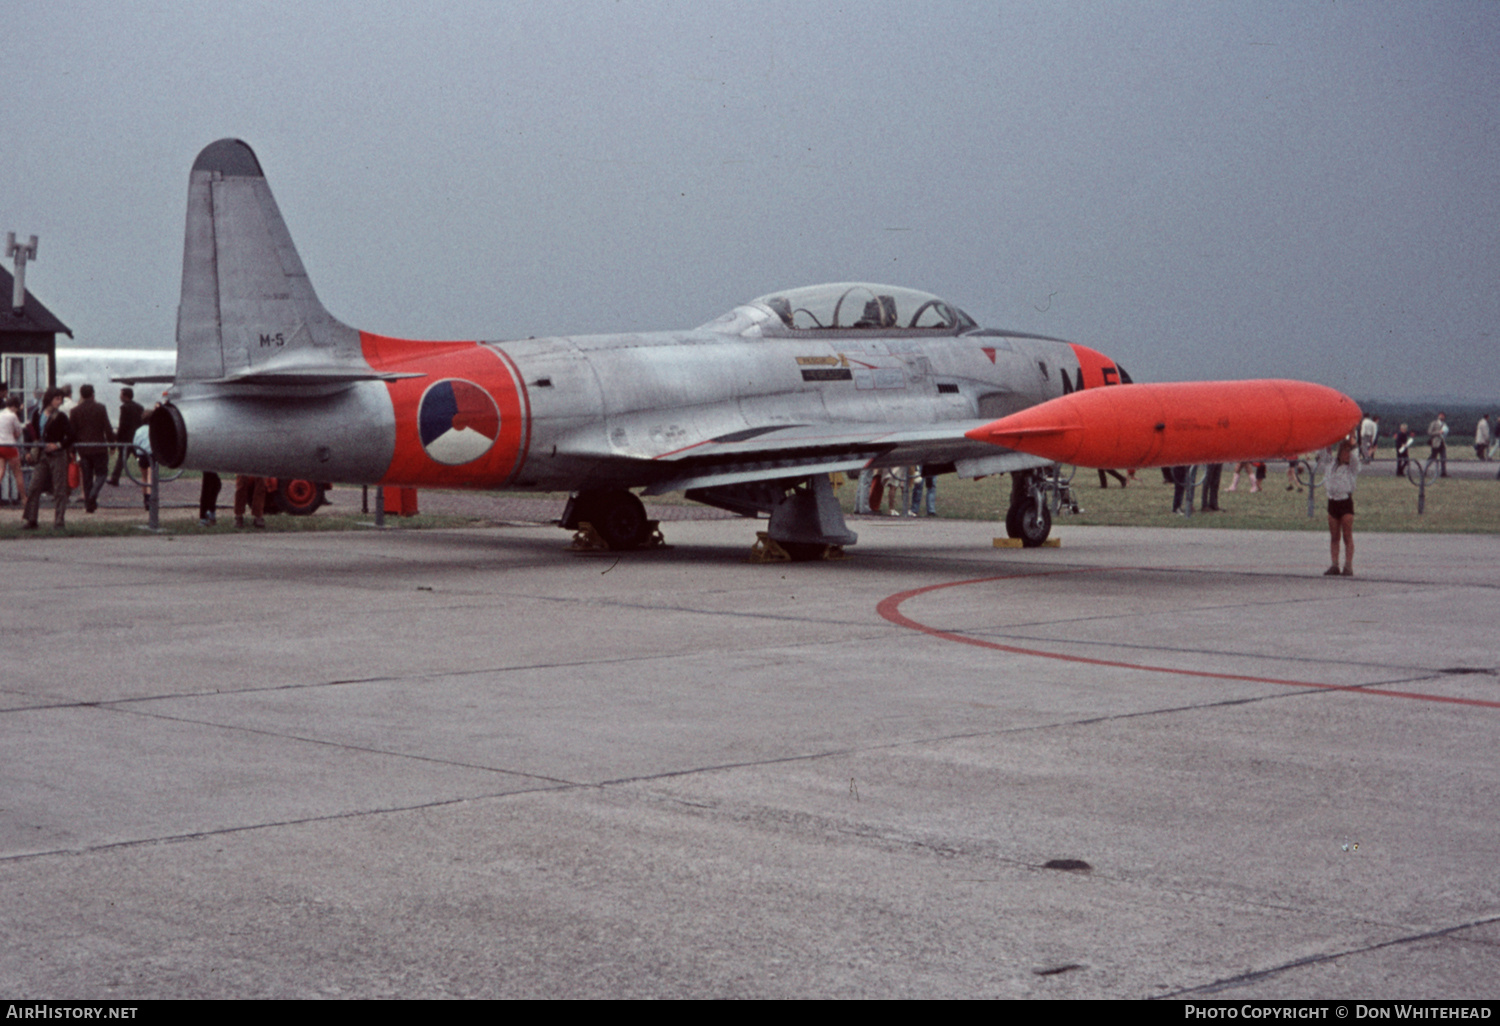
[569,520,667,553]
[569,522,610,552]
[749,533,848,562]
[749,532,791,563]
[993,537,1061,548]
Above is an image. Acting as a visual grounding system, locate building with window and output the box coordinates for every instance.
[1,264,72,418]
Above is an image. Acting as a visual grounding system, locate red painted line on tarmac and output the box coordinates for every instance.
[876,572,1500,710]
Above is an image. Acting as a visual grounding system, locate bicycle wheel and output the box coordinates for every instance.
[123,454,184,487]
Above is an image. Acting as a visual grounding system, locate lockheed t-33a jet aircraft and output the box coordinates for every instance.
[149,139,1359,558]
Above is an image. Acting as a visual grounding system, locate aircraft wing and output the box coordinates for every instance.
[638,420,1052,495]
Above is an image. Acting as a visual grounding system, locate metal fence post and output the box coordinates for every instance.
[1295,458,1324,519]
[143,446,159,531]
[1406,456,1438,514]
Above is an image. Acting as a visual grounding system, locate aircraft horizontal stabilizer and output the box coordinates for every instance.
[203,367,425,386]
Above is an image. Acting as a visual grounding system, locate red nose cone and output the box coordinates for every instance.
[966,380,1361,468]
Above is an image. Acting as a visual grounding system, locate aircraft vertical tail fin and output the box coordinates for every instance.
[175,139,364,384]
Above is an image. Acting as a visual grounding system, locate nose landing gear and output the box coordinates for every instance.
[1005,468,1055,547]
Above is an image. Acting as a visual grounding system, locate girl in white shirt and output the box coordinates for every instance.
[0,396,26,507]
[1319,439,1359,576]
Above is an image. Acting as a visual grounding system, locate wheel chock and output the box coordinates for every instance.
[749,532,792,562]
[568,521,610,552]
[639,520,666,549]
[749,532,849,562]
[569,520,669,553]
[992,537,1061,548]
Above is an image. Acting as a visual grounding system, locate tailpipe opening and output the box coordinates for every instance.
[149,404,187,468]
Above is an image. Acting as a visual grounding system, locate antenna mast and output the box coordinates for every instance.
[5,232,39,314]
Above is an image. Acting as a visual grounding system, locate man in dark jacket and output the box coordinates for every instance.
[22,387,75,529]
[70,384,115,512]
[109,387,145,486]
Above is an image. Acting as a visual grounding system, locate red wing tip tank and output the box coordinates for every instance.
[965,380,1362,468]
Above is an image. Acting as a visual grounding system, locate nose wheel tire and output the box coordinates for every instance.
[1005,501,1052,547]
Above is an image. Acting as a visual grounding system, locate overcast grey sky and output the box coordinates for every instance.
[5,1,1497,399]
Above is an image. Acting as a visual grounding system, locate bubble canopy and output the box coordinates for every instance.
[709,283,978,335]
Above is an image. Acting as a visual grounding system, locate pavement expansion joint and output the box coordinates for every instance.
[1158,913,1500,999]
[593,697,1283,797]
[103,703,582,787]
[0,789,566,865]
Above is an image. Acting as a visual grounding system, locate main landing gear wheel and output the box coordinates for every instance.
[574,489,648,550]
[272,479,327,516]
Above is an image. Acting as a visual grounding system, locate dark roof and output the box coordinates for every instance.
[0,265,73,337]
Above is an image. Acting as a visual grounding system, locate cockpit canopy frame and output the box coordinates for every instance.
[702,282,979,338]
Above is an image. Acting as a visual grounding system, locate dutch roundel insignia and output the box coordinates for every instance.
[418,379,501,465]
